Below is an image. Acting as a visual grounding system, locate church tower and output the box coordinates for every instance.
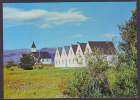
[31,41,36,52]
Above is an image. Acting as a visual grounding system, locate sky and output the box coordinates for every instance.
[3,2,136,50]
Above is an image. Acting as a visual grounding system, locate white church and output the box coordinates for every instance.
[31,42,52,64]
[54,41,118,67]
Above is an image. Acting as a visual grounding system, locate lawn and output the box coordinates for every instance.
[4,65,76,99]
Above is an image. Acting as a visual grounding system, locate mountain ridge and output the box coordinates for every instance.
[3,48,56,65]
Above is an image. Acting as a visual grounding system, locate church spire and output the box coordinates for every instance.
[31,41,36,52]
[31,41,36,48]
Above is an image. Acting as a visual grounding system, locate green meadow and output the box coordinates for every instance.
[4,65,75,99]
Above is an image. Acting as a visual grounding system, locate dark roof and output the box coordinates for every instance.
[32,52,51,59]
[79,43,87,53]
[88,41,116,54]
[31,41,36,48]
[58,47,63,56]
[71,45,78,54]
[64,46,70,55]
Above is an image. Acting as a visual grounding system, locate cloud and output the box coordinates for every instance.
[102,33,119,38]
[68,34,83,39]
[3,7,90,28]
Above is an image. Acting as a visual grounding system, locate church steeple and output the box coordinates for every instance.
[31,41,36,52]
[31,41,36,48]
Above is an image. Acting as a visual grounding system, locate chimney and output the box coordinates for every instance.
[77,42,80,44]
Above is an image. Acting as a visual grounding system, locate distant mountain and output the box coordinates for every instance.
[40,48,56,53]
[3,48,56,65]
[40,48,56,62]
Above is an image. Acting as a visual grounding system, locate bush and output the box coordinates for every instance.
[19,53,36,70]
[6,61,15,69]
[108,61,137,97]
[60,48,137,98]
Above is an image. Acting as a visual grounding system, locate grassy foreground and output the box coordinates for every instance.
[4,65,75,99]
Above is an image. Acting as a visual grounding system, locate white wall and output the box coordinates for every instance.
[84,43,92,54]
[107,55,118,66]
[60,47,68,67]
[40,58,52,64]
[55,47,68,67]
[67,46,77,67]
[31,48,36,52]
[54,48,61,67]
[75,43,86,67]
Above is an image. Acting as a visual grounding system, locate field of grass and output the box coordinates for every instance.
[4,65,76,99]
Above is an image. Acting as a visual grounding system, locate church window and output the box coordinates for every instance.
[59,60,60,65]
[73,59,74,64]
[42,59,44,62]
[56,60,57,65]
[79,50,80,55]
[69,59,71,64]
[62,60,63,64]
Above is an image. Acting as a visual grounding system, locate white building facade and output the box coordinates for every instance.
[54,41,118,67]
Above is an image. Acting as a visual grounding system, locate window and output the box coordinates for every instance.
[56,60,57,65]
[69,59,71,64]
[42,59,44,62]
[62,60,63,64]
[71,51,72,55]
[59,60,60,65]
[73,59,74,64]
[64,52,65,56]
[79,50,80,55]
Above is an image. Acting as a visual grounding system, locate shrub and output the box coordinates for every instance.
[60,47,137,97]
[6,61,15,69]
[19,53,36,70]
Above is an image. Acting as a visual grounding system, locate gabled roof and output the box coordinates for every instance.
[31,41,36,48]
[64,46,70,55]
[32,52,51,59]
[88,41,116,54]
[57,47,63,56]
[79,43,87,53]
[71,45,78,54]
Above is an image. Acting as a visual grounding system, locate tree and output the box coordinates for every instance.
[19,53,36,70]
[6,61,15,69]
[118,9,137,67]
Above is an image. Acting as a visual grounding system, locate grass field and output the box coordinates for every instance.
[4,65,76,99]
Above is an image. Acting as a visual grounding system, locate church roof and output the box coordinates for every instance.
[32,52,51,59]
[31,41,36,48]
[88,41,116,54]
[71,45,78,54]
[64,46,70,55]
[58,47,63,56]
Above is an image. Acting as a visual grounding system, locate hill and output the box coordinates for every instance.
[3,48,56,65]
